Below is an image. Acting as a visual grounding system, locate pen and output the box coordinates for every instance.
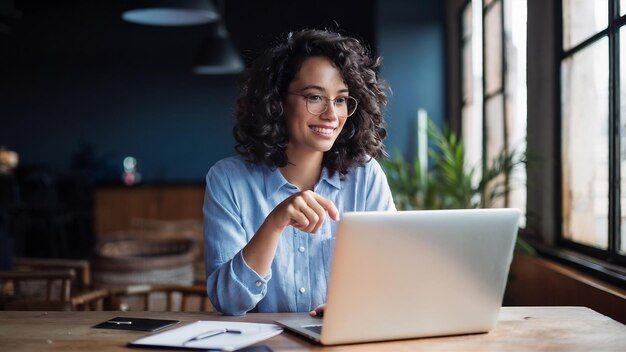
[183,328,242,345]
[106,320,132,325]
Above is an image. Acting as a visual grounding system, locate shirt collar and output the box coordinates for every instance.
[319,166,342,190]
[263,164,342,198]
[264,165,289,199]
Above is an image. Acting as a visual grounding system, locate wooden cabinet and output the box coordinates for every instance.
[93,185,205,237]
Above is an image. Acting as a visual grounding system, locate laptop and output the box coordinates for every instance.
[274,208,520,345]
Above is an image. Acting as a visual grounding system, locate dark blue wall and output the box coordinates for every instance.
[376,0,445,160]
[1,1,239,183]
[0,0,444,183]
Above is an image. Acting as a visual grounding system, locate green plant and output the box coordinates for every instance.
[380,119,535,254]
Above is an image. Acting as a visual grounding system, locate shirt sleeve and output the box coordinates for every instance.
[365,158,397,211]
[203,163,271,315]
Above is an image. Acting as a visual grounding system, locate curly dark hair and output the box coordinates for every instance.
[233,28,389,176]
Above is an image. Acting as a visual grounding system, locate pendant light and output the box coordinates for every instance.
[192,21,244,75]
[122,0,219,26]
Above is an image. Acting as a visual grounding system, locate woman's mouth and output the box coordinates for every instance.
[310,126,335,136]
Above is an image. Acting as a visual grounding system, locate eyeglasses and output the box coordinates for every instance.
[287,93,358,117]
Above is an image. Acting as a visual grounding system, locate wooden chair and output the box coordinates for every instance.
[11,257,91,292]
[0,257,108,311]
[69,288,109,311]
[0,269,76,310]
[105,283,213,312]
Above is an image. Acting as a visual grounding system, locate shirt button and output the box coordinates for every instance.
[299,287,306,294]
[255,281,262,287]
[298,246,305,252]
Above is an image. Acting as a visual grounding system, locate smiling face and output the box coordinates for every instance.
[283,56,349,162]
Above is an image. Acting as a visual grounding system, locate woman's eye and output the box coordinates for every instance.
[335,97,347,104]
[306,95,323,103]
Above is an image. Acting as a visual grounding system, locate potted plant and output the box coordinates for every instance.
[379,119,535,254]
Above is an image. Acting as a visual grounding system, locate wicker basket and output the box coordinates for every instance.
[92,239,196,288]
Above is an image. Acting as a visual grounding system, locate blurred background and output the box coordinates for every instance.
[0,0,444,259]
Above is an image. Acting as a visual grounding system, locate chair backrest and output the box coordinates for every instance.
[0,269,75,310]
[1,257,109,311]
[12,257,91,291]
[70,288,109,311]
[106,284,213,312]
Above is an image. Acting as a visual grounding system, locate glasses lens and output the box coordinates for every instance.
[306,96,327,115]
[346,97,358,117]
[304,95,358,116]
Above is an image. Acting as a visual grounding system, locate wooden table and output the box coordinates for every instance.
[0,307,625,351]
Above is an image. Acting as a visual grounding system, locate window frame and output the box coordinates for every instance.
[557,0,626,267]
[482,0,510,206]
[516,0,626,288]
[459,0,523,210]
[450,0,626,287]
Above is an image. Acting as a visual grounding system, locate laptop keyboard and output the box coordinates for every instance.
[304,325,323,334]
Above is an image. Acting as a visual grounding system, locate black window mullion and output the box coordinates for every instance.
[500,0,509,206]
[482,1,487,176]
[484,0,498,12]
[484,88,505,101]
[562,29,609,59]
[610,0,622,260]
[555,0,565,252]
[460,0,472,130]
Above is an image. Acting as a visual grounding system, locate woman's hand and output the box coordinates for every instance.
[267,190,340,233]
[242,191,339,277]
[309,303,325,317]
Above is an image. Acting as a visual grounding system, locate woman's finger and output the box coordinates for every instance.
[311,193,340,221]
[291,195,319,232]
[309,303,326,317]
[288,203,310,230]
[301,192,327,233]
[272,191,339,233]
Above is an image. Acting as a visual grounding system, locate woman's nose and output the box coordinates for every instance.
[321,102,340,120]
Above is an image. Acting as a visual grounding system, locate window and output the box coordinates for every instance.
[461,1,482,186]
[460,0,527,219]
[453,0,626,281]
[560,0,626,261]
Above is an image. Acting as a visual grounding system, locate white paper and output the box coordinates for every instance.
[129,320,283,351]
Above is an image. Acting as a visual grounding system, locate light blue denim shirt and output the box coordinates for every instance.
[203,155,395,315]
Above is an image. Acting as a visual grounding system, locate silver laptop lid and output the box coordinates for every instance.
[320,208,520,345]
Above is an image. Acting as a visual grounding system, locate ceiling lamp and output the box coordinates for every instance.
[193,22,244,75]
[122,0,219,26]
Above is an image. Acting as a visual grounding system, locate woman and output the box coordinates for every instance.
[203,28,395,316]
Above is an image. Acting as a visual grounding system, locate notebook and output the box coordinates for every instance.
[128,321,282,351]
[275,208,521,345]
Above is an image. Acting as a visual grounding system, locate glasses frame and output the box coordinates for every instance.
[287,93,358,117]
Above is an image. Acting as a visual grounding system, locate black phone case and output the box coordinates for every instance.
[93,317,180,332]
